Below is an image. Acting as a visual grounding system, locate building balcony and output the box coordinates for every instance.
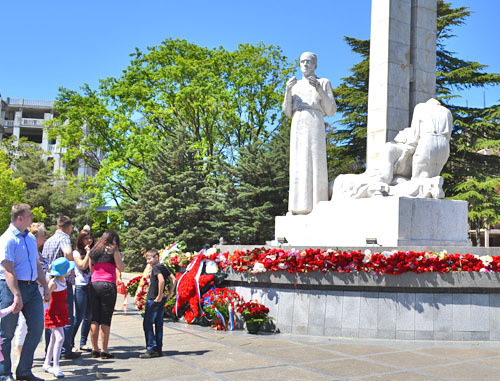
[2,119,45,128]
[7,98,54,108]
[21,118,44,127]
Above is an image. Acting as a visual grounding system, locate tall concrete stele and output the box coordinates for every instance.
[367,0,436,170]
[275,0,470,247]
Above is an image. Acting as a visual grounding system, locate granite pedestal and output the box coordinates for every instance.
[227,270,500,341]
[275,197,469,247]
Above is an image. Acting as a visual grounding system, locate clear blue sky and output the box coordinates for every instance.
[1,0,499,109]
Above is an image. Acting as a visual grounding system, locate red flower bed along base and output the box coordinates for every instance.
[194,248,500,275]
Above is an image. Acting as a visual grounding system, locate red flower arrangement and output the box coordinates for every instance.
[202,288,243,330]
[237,300,270,320]
[135,264,152,312]
[236,300,271,334]
[126,276,142,297]
[202,248,498,275]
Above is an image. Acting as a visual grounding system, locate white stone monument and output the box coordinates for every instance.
[331,97,452,200]
[367,0,437,169]
[283,52,337,215]
[275,0,470,247]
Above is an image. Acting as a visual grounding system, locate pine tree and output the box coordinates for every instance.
[228,128,289,244]
[121,129,220,270]
[436,2,500,240]
[328,37,370,178]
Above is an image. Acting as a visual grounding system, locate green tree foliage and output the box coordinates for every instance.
[435,2,500,235]
[330,1,500,237]
[121,129,216,270]
[227,129,289,244]
[0,137,89,234]
[0,151,26,232]
[121,124,290,269]
[328,37,370,178]
[453,177,500,244]
[48,39,293,217]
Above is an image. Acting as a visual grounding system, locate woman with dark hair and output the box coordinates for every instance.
[88,230,125,359]
[72,230,94,352]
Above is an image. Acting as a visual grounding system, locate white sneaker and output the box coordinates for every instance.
[42,364,51,373]
[50,367,65,378]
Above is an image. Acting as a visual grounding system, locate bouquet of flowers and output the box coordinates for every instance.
[135,265,152,312]
[202,288,243,330]
[126,276,142,297]
[236,300,271,334]
[159,242,192,272]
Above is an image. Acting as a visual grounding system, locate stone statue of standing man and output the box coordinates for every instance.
[283,52,337,215]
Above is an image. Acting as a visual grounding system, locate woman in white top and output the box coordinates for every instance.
[71,230,94,351]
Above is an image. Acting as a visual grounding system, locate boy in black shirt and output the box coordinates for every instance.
[140,250,177,359]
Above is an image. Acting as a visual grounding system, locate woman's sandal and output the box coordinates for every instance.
[100,351,114,359]
[80,345,92,352]
[91,350,100,358]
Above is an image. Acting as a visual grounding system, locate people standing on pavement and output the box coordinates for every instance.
[42,216,80,360]
[0,204,50,381]
[71,230,94,352]
[88,231,125,359]
[13,223,48,367]
[140,250,176,359]
[43,257,76,379]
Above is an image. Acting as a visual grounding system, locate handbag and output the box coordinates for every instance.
[117,280,127,295]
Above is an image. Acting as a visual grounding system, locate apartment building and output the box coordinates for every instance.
[0,95,94,179]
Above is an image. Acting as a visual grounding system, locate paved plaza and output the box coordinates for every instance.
[22,277,500,380]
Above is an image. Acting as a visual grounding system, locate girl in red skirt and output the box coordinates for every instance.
[43,257,75,378]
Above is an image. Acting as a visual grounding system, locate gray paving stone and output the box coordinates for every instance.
[359,292,378,329]
[341,328,359,338]
[396,292,415,331]
[433,293,452,333]
[377,292,397,331]
[470,293,489,331]
[308,290,326,327]
[277,289,295,326]
[359,328,378,338]
[324,326,342,337]
[396,330,415,340]
[415,330,434,340]
[248,286,261,300]
[325,291,343,328]
[471,331,491,341]
[434,331,453,340]
[307,325,325,336]
[292,325,308,335]
[251,287,266,304]
[27,276,500,381]
[261,287,278,305]
[453,331,473,341]
[292,290,310,327]
[490,295,500,331]
[376,329,396,339]
[415,293,434,331]
[453,293,472,331]
[235,286,251,301]
[257,287,278,322]
[341,291,361,329]
[279,325,292,334]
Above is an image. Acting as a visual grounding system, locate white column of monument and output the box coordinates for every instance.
[409,0,437,117]
[366,0,436,170]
